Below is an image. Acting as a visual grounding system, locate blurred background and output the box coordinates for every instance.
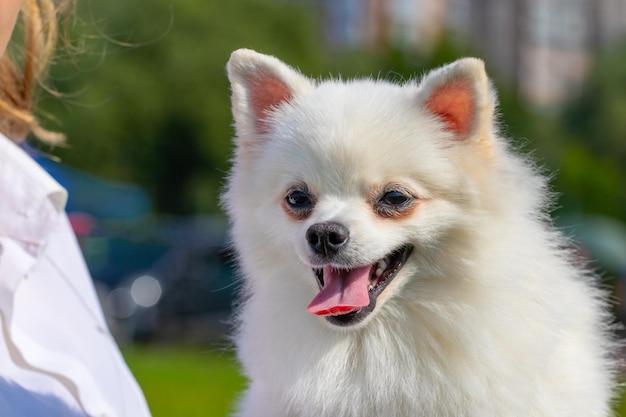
[29,0,626,415]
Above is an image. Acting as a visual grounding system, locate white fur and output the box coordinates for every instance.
[223,49,618,417]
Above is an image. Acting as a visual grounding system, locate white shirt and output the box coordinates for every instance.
[0,133,152,417]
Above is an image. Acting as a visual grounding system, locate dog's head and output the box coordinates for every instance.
[225,49,504,328]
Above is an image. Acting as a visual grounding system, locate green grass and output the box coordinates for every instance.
[616,391,626,417]
[125,345,626,417]
[123,345,246,417]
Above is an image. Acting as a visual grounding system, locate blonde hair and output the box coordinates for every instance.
[0,0,72,144]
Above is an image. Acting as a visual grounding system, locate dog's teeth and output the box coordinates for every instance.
[378,258,389,271]
[368,284,374,291]
[374,257,390,278]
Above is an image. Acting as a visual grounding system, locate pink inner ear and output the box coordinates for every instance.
[425,80,475,139]
[248,75,293,134]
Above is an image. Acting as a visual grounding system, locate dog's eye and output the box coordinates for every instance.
[380,191,411,207]
[374,189,416,219]
[286,190,313,209]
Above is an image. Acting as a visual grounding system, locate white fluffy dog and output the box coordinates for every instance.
[222,49,618,417]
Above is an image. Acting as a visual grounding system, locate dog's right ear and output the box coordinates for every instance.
[227,49,312,144]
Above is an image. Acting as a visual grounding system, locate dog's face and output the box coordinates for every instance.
[226,50,496,328]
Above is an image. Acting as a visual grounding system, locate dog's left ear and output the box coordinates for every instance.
[417,58,495,143]
[227,49,313,144]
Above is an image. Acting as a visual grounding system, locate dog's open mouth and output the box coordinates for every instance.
[307,245,413,326]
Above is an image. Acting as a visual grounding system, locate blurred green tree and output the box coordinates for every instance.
[557,44,626,221]
[41,0,329,214]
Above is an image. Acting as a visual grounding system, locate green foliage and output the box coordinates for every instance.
[557,44,626,220]
[564,44,626,162]
[42,0,328,214]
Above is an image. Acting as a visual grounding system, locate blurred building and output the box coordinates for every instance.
[319,0,626,105]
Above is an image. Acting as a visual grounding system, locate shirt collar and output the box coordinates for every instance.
[0,133,68,256]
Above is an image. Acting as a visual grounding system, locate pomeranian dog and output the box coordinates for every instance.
[222,49,618,417]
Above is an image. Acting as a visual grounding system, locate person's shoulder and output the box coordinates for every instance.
[0,134,66,210]
[0,134,67,246]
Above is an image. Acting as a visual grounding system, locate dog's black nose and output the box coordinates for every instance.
[306,222,349,257]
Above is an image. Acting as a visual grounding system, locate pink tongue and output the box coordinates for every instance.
[307,265,372,316]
